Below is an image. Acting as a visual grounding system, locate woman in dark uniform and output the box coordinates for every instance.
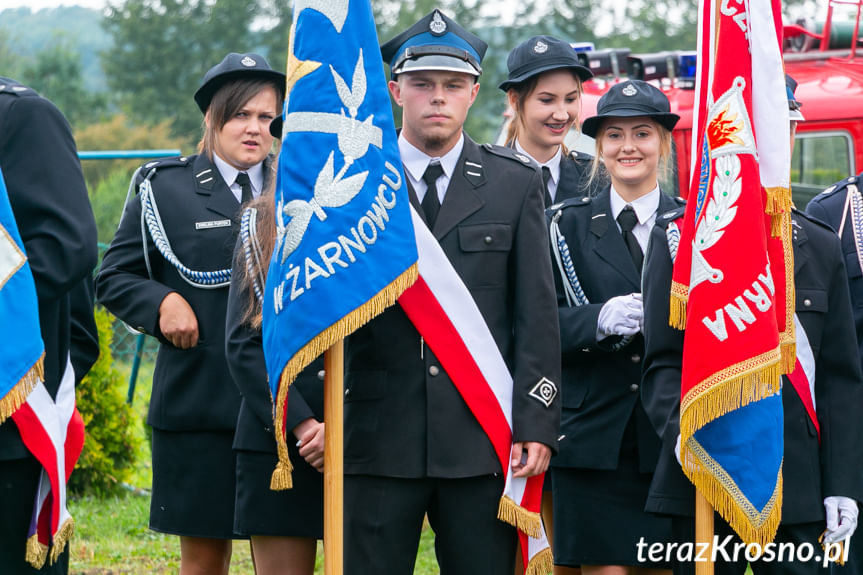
[547,80,678,575]
[500,35,597,207]
[95,53,284,574]
[225,135,325,573]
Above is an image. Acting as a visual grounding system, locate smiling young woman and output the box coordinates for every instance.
[500,35,597,206]
[546,80,681,575]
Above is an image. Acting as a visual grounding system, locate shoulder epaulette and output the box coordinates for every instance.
[568,149,594,163]
[140,155,191,175]
[482,143,538,169]
[792,207,836,233]
[656,204,685,228]
[0,79,37,98]
[547,194,591,214]
[816,173,861,199]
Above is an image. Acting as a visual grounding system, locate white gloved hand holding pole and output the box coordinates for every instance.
[597,293,643,340]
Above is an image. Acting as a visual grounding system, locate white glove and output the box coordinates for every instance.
[674,434,681,465]
[597,293,643,339]
[824,496,859,544]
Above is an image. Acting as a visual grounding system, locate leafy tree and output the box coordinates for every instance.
[101,0,261,141]
[21,39,108,130]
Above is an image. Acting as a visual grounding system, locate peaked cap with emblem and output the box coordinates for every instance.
[581,79,679,138]
[499,35,593,92]
[194,52,286,113]
[380,9,487,78]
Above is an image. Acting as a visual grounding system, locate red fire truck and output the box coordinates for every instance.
[497,0,863,204]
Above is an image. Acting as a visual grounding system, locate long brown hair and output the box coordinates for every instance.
[197,78,284,160]
[236,183,278,329]
[504,70,583,154]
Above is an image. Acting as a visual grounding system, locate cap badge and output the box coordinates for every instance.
[241,56,257,67]
[429,11,447,35]
[534,40,548,54]
[622,83,637,96]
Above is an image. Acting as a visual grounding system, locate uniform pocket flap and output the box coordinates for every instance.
[458,223,513,252]
[796,288,828,313]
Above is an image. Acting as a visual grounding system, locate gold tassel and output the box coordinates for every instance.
[498,495,542,539]
[680,349,782,439]
[681,446,783,547]
[770,214,783,238]
[780,341,796,375]
[270,457,294,491]
[764,186,792,217]
[524,546,554,575]
[669,281,689,330]
[49,518,75,565]
[0,355,43,425]
[25,534,48,569]
[269,264,419,492]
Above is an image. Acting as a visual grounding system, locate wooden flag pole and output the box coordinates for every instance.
[323,341,344,575]
[695,490,715,575]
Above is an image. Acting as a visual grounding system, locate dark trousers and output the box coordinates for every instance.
[0,456,69,575]
[671,513,832,575]
[344,474,517,575]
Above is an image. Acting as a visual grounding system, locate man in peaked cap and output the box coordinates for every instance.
[342,9,561,575]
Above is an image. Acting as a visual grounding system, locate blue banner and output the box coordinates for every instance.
[0,167,44,423]
[262,0,417,486]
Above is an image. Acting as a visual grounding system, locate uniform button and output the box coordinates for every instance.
[428,365,440,376]
[317,370,326,381]
[484,235,493,244]
[136,326,146,333]
[630,354,641,363]
[630,383,639,392]
[344,388,351,397]
[803,298,812,307]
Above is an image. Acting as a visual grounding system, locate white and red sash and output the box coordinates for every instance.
[398,207,551,574]
[11,355,84,567]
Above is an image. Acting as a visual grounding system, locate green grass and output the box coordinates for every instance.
[68,356,438,574]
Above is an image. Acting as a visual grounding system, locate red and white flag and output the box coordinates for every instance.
[399,207,551,575]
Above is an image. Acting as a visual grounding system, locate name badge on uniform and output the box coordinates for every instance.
[195,219,231,230]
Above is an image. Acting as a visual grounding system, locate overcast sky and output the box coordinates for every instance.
[0,0,106,9]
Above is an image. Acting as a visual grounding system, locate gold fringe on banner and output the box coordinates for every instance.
[49,518,74,565]
[779,211,796,374]
[270,264,419,491]
[681,442,783,547]
[524,547,554,575]
[679,348,782,440]
[498,495,542,539]
[25,534,48,569]
[0,355,44,425]
[764,186,793,217]
[270,375,294,490]
[669,281,690,330]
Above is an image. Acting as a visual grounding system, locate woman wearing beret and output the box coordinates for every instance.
[547,80,677,575]
[500,35,598,207]
[224,118,325,574]
[96,52,284,574]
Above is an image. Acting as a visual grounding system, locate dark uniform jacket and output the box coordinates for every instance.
[343,135,561,479]
[0,79,98,460]
[805,173,863,375]
[549,186,681,471]
[224,220,324,454]
[96,153,274,431]
[541,149,597,207]
[641,209,863,523]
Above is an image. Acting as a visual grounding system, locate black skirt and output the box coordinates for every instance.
[551,415,672,567]
[150,429,239,539]
[234,446,323,538]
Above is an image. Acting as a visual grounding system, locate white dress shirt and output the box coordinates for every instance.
[609,185,661,252]
[515,140,562,202]
[213,153,265,203]
[399,133,464,204]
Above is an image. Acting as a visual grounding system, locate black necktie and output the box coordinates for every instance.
[421,162,444,228]
[236,172,253,204]
[541,166,553,206]
[617,205,644,274]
